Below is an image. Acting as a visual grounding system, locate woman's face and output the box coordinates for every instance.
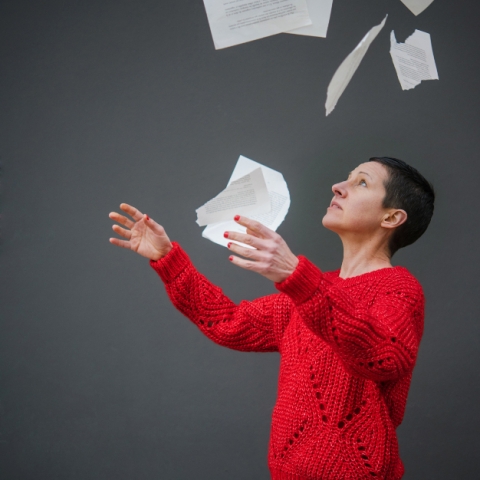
[322,162,391,236]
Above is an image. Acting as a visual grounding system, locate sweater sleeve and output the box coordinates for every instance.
[275,256,424,382]
[149,242,292,353]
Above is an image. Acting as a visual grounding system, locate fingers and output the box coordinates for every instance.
[225,230,264,249]
[109,211,135,230]
[109,237,132,250]
[234,216,274,239]
[120,203,144,222]
[225,218,279,249]
[112,224,132,240]
[227,240,266,262]
[228,254,268,275]
[225,215,279,250]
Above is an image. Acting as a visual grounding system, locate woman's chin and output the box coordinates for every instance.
[322,213,342,232]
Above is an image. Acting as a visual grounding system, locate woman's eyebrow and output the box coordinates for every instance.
[358,171,373,179]
[348,170,373,179]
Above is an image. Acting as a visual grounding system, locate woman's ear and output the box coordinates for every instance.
[381,209,407,230]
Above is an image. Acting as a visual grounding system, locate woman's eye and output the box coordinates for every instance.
[359,179,367,186]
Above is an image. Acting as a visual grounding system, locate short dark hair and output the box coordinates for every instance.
[369,157,435,257]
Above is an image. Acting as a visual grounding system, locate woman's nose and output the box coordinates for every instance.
[332,181,347,197]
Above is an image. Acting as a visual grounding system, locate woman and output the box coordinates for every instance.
[109,157,434,479]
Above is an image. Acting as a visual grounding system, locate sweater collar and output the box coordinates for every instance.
[327,265,407,287]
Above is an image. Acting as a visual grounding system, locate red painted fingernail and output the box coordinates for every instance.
[229,256,233,261]
[227,242,232,248]
[146,215,150,220]
[234,215,240,221]
[224,232,229,238]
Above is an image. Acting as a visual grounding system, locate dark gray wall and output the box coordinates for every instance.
[1,0,479,478]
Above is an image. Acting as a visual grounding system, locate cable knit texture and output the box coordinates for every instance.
[150,243,425,480]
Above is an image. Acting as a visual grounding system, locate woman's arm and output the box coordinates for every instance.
[109,204,292,352]
[151,243,292,352]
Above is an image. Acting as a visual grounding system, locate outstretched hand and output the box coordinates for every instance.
[109,203,172,261]
[226,216,299,283]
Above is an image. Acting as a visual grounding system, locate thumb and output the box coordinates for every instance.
[144,214,166,236]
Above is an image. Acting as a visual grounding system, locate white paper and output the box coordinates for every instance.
[201,156,291,248]
[390,30,439,91]
[287,0,333,38]
[196,167,271,226]
[325,15,388,116]
[202,0,312,49]
[400,0,434,16]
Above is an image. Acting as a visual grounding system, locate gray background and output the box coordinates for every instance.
[1,0,479,478]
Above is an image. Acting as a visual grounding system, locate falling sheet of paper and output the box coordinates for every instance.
[325,15,387,116]
[203,0,312,50]
[201,156,291,248]
[287,0,333,38]
[196,167,271,226]
[400,0,434,16]
[390,30,439,90]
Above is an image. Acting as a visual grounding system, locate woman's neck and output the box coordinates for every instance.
[339,234,392,279]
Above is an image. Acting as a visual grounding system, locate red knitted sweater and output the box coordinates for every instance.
[150,243,424,480]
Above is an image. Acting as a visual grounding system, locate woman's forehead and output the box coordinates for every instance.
[351,161,388,180]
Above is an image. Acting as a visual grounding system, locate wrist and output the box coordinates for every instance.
[276,256,299,283]
[151,243,173,261]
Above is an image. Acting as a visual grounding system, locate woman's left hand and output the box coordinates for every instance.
[225,216,299,283]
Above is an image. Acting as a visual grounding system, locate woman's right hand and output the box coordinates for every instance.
[109,203,172,261]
